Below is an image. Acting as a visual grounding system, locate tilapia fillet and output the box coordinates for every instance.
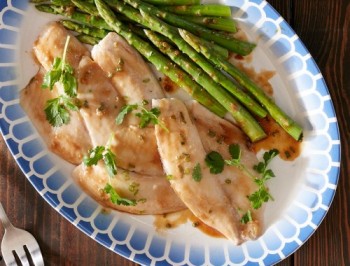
[189,101,262,240]
[153,98,247,244]
[72,163,185,214]
[92,32,164,110]
[20,69,92,165]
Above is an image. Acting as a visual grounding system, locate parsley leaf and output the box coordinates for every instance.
[248,187,273,209]
[44,96,78,127]
[227,144,242,167]
[41,36,79,127]
[225,144,279,210]
[104,183,136,206]
[42,36,78,97]
[103,148,118,177]
[240,210,253,224]
[116,103,169,132]
[83,146,118,177]
[192,163,202,182]
[205,151,225,174]
[115,104,138,125]
[83,146,105,166]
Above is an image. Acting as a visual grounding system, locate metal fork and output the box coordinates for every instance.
[0,203,44,266]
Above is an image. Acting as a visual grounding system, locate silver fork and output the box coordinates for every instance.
[0,203,44,266]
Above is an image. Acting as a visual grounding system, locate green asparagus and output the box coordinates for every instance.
[180,29,303,140]
[71,0,100,16]
[114,0,266,117]
[113,0,255,55]
[162,4,232,17]
[144,29,266,141]
[143,0,200,5]
[183,16,237,33]
[76,34,100,45]
[93,0,226,118]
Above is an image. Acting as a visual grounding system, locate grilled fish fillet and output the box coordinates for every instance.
[33,22,90,71]
[72,163,185,214]
[91,32,164,110]
[20,69,91,164]
[189,101,262,241]
[153,98,245,244]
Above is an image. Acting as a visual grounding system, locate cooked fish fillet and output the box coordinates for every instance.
[77,56,124,147]
[72,163,186,214]
[33,22,90,71]
[189,101,262,240]
[153,98,245,244]
[20,69,92,164]
[91,33,164,110]
[77,56,164,176]
[109,126,164,176]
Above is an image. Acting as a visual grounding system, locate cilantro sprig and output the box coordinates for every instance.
[84,146,136,206]
[42,36,77,97]
[116,102,169,132]
[41,36,79,127]
[205,151,225,174]
[44,96,79,127]
[225,144,279,210]
[104,183,136,206]
[83,146,117,177]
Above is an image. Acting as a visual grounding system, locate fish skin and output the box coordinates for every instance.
[153,98,244,244]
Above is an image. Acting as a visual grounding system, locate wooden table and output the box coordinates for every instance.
[0,0,349,265]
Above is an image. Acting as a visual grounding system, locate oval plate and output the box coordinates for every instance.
[0,0,341,265]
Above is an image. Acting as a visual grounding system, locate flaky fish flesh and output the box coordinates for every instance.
[153,98,247,244]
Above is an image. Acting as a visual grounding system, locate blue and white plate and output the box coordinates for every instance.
[0,0,341,265]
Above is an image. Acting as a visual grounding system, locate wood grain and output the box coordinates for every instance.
[1,0,349,265]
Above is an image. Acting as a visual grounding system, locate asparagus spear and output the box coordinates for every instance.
[71,0,100,16]
[143,0,200,5]
[93,0,226,117]
[76,34,100,45]
[94,0,265,141]
[111,0,255,55]
[117,0,266,117]
[144,29,266,141]
[183,16,237,33]
[35,2,229,58]
[180,29,303,140]
[60,20,109,38]
[161,4,232,17]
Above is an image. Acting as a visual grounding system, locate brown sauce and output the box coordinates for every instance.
[252,116,302,161]
[160,76,178,94]
[154,210,223,238]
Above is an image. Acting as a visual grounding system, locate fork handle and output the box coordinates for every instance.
[0,202,14,230]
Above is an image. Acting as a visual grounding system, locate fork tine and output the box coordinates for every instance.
[1,249,17,266]
[15,247,30,266]
[26,244,44,266]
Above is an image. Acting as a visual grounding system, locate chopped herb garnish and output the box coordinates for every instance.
[240,210,253,224]
[42,36,79,127]
[44,96,79,127]
[115,57,124,72]
[42,36,77,97]
[83,146,118,177]
[115,104,138,125]
[225,144,279,210]
[116,103,169,132]
[104,183,136,206]
[192,163,202,182]
[205,151,225,174]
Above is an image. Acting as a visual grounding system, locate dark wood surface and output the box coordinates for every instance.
[1,0,349,265]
